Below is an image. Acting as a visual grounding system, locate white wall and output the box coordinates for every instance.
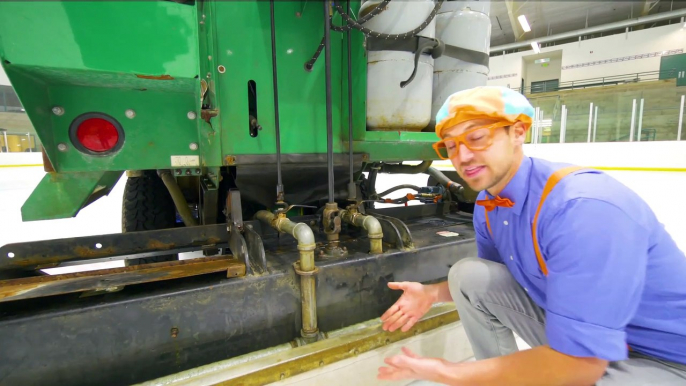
[524,54,562,88]
[488,23,686,87]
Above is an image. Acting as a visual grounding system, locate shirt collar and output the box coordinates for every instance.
[484,155,532,216]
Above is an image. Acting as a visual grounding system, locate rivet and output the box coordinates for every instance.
[175,169,182,176]
[52,106,65,116]
[208,55,212,60]
[185,169,192,176]
[57,143,68,152]
[189,142,198,151]
[195,169,201,174]
[187,111,197,120]
[171,327,179,338]
[125,109,136,119]
[218,65,226,74]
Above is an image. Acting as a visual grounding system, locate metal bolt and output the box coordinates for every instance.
[187,111,197,120]
[175,169,182,176]
[185,169,192,176]
[280,373,285,380]
[125,109,136,119]
[195,169,201,174]
[189,142,198,151]
[171,327,179,338]
[319,360,324,367]
[206,72,211,78]
[208,55,212,60]
[52,106,65,116]
[57,143,68,152]
[217,65,226,74]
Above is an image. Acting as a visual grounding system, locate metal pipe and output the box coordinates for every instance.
[158,171,198,227]
[629,99,636,142]
[678,95,684,141]
[587,103,593,143]
[491,9,686,52]
[340,209,383,254]
[560,105,567,143]
[637,98,644,141]
[346,0,356,201]
[593,105,598,142]
[324,0,335,203]
[270,0,284,202]
[255,210,318,339]
[380,160,432,174]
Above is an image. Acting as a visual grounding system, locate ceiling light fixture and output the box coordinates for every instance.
[531,41,541,53]
[518,15,532,32]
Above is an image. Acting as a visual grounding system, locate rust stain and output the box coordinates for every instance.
[136,74,174,80]
[147,239,176,250]
[74,246,117,258]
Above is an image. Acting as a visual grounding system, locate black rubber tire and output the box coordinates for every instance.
[122,171,179,265]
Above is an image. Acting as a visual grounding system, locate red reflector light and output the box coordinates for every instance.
[76,118,119,152]
[69,113,124,155]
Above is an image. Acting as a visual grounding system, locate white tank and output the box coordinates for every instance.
[360,0,436,131]
[431,1,491,127]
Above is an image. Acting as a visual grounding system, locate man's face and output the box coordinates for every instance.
[441,118,527,192]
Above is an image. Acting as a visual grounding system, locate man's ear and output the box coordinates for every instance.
[511,121,528,145]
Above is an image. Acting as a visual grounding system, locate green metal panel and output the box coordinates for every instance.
[660,53,686,86]
[21,171,123,221]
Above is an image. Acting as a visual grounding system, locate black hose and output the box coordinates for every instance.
[270,0,284,201]
[324,0,334,204]
[346,0,355,201]
[378,184,421,198]
[305,0,391,71]
[380,160,433,174]
[426,167,464,199]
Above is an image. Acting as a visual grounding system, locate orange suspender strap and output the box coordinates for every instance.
[532,166,585,276]
[482,165,585,275]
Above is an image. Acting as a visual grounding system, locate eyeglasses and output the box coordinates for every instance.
[432,121,511,160]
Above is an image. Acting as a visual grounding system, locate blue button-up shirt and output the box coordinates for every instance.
[473,156,686,364]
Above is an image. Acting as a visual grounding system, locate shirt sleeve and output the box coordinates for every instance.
[538,198,648,361]
[472,205,502,263]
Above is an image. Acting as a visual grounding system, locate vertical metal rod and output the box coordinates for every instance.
[324,0,335,203]
[629,99,636,142]
[678,94,684,141]
[26,133,32,152]
[587,103,593,142]
[560,105,566,143]
[270,0,285,202]
[2,130,8,152]
[533,107,540,144]
[637,98,644,141]
[593,106,598,142]
[346,0,356,201]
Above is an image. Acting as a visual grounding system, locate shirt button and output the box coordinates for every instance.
[510,255,513,260]
[503,220,509,225]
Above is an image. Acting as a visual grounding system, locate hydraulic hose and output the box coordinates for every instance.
[158,171,198,227]
[378,184,421,198]
[426,167,465,199]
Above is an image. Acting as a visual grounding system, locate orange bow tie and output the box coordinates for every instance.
[476,196,515,212]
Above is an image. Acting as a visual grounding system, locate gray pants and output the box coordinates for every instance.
[413,257,686,385]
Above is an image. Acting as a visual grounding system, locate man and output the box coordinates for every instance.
[377,86,686,385]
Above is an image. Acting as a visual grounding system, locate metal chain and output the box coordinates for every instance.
[333,0,444,40]
[305,0,392,71]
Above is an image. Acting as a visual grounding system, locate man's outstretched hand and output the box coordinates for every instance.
[378,347,453,383]
[380,282,437,332]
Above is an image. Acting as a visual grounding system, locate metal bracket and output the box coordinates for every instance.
[227,189,251,275]
[245,224,268,274]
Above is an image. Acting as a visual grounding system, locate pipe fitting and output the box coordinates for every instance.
[255,210,319,339]
[340,208,383,254]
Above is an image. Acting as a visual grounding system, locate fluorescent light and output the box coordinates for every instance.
[518,15,531,32]
[531,41,541,53]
